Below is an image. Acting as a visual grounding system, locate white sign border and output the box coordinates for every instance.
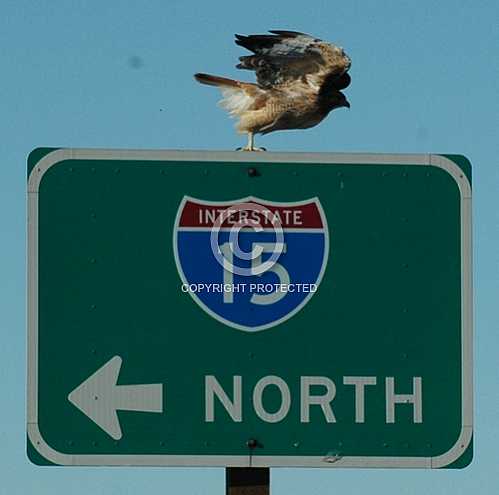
[27,149,472,468]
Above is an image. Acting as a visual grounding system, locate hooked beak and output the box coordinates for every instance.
[344,101,351,109]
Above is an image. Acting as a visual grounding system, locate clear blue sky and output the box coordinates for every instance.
[2,0,498,493]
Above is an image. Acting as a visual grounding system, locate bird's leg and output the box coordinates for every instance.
[247,132,255,150]
[236,132,266,152]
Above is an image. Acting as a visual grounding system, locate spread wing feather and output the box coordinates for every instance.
[235,30,350,89]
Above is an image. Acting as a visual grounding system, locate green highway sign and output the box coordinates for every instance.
[27,149,473,468]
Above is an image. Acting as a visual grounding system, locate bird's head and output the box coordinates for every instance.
[319,90,350,113]
[337,92,351,109]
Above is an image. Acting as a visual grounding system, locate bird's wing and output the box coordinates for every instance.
[235,30,351,90]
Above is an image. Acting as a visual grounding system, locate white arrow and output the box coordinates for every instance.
[68,356,163,440]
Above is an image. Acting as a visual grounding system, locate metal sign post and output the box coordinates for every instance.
[27,149,472,469]
[226,468,270,495]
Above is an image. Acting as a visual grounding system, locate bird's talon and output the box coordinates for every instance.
[236,147,266,152]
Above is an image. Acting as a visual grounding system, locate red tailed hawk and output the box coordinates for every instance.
[194,30,351,151]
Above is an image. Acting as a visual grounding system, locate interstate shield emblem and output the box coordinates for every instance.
[173,196,329,332]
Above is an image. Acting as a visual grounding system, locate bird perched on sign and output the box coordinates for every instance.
[194,30,351,151]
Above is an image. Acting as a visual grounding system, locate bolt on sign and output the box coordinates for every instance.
[27,149,473,468]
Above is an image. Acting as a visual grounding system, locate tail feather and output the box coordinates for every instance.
[194,73,240,88]
[194,72,262,121]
